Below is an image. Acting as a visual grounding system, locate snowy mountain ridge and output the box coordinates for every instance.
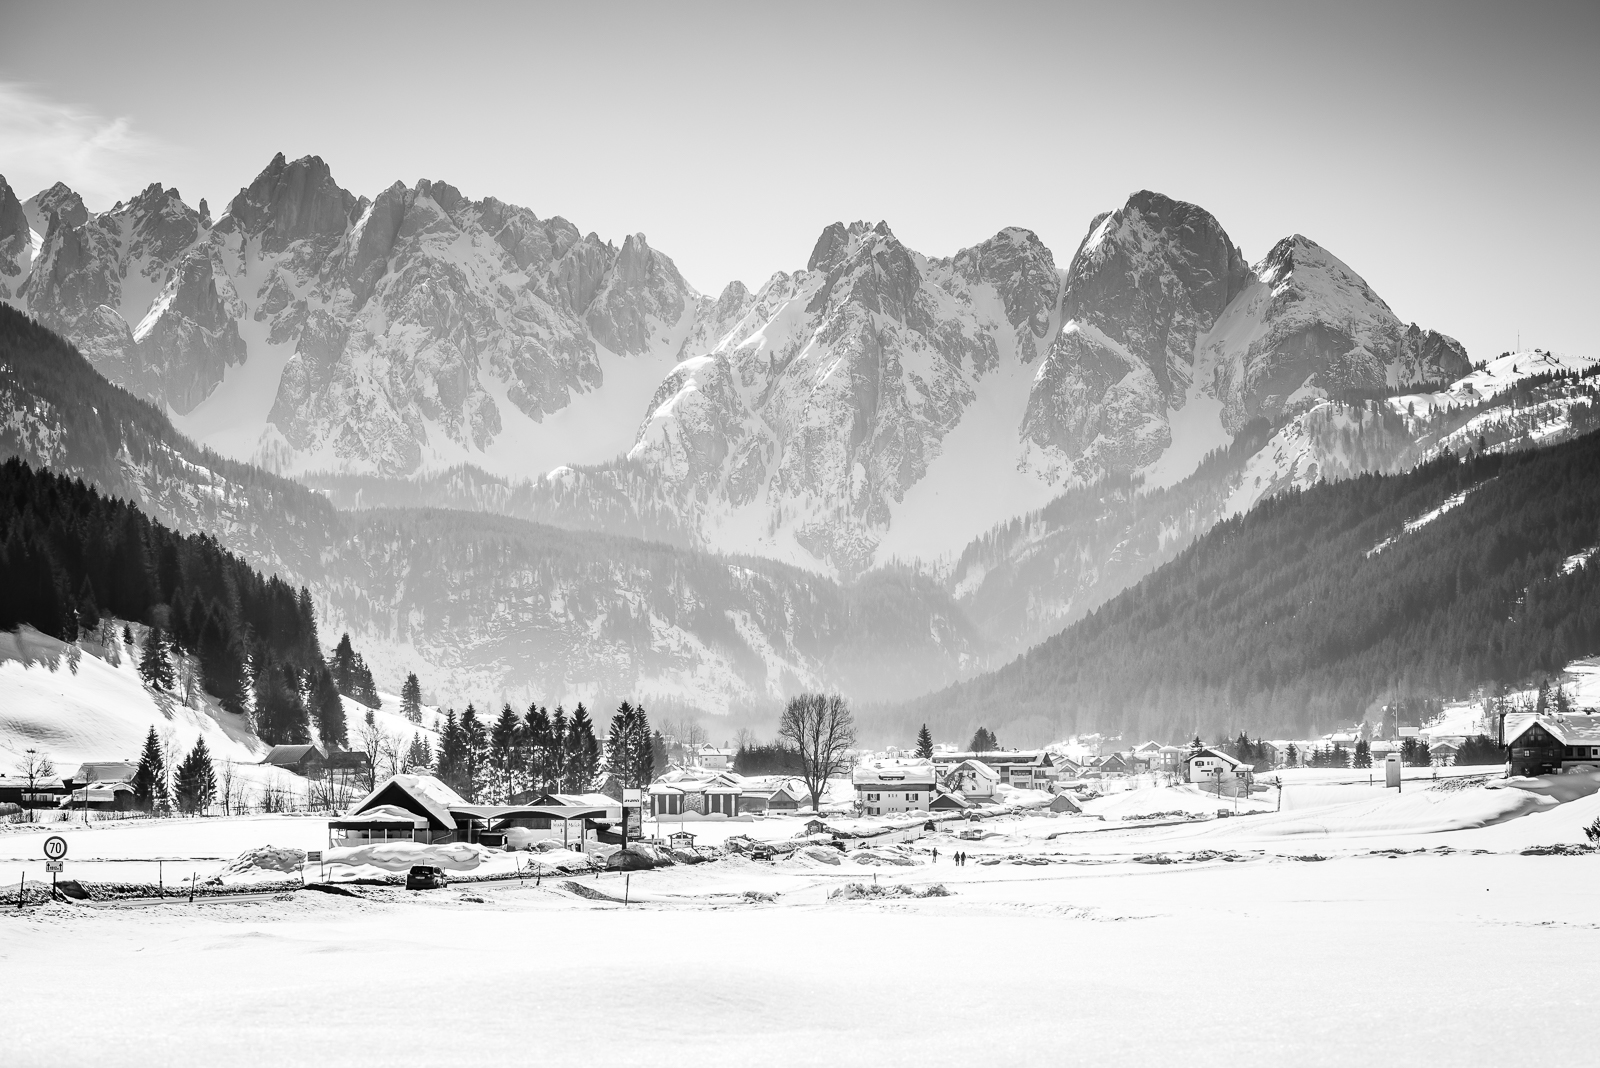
[2,166,1472,577]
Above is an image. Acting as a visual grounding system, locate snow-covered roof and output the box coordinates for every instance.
[852,760,937,787]
[1187,747,1247,769]
[351,774,466,829]
[944,759,1001,782]
[931,750,1054,767]
[70,761,138,784]
[1504,713,1600,747]
[332,803,429,827]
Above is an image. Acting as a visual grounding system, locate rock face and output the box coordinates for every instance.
[6,167,1472,577]
[1199,235,1471,430]
[1022,191,1251,480]
[624,222,1061,573]
[6,155,701,474]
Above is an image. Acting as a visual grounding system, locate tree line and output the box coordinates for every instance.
[0,457,389,750]
[430,699,665,804]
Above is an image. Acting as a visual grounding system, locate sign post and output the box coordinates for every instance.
[622,789,642,843]
[42,836,67,901]
[1385,753,1403,791]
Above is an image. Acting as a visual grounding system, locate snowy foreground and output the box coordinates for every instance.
[5,775,1600,1066]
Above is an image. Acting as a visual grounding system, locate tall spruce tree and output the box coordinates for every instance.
[139,627,174,690]
[132,727,167,812]
[400,673,423,724]
[524,703,553,793]
[173,737,217,815]
[460,704,488,801]
[606,701,655,790]
[566,703,601,792]
[915,724,934,759]
[549,705,569,791]
[435,708,468,796]
[309,667,348,749]
[490,703,523,802]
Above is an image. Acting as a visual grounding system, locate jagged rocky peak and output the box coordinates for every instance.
[949,226,1060,345]
[0,176,29,298]
[1021,190,1250,481]
[586,232,693,355]
[219,152,358,252]
[1201,233,1471,429]
[23,181,88,232]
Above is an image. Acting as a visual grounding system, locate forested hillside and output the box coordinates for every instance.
[0,458,347,746]
[894,429,1600,745]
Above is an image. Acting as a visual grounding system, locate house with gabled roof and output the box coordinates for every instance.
[1183,746,1251,795]
[1504,713,1600,776]
[261,743,328,778]
[942,759,1001,803]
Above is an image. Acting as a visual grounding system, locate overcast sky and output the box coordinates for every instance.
[2,0,1595,359]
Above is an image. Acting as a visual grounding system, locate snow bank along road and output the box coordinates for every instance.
[5,777,1599,1067]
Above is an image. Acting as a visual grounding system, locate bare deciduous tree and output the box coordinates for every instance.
[215,758,238,817]
[20,749,56,823]
[356,717,385,793]
[778,693,856,812]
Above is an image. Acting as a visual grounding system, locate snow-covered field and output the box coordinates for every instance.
[5,771,1600,1065]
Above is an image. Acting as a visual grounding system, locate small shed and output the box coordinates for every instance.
[1048,793,1082,814]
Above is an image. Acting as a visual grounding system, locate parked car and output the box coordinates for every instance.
[406,864,447,890]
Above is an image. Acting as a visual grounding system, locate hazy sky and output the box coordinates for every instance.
[2,0,1595,360]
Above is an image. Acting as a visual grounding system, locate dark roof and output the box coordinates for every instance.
[261,744,327,767]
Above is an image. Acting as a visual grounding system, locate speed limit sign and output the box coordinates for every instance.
[43,836,68,861]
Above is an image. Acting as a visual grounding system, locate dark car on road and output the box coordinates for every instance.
[406,864,447,890]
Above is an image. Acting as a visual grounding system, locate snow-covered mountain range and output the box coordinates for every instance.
[2,163,1472,578]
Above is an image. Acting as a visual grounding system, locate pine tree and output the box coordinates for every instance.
[649,730,669,781]
[405,733,432,773]
[1353,739,1372,768]
[435,708,467,796]
[309,667,348,749]
[606,701,656,791]
[139,626,174,690]
[490,703,523,802]
[460,704,488,801]
[548,705,569,791]
[968,726,997,753]
[400,673,423,724]
[566,703,600,792]
[524,704,553,792]
[173,737,217,815]
[132,727,167,812]
[915,724,933,759]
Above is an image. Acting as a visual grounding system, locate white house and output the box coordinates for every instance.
[852,760,937,815]
[1183,747,1251,796]
[931,750,1061,790]
[942,759,1001,803]
[694,743,736,770]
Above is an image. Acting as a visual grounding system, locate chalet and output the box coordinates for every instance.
[335,774,465,845]
[1428,740,1461,767]
[930,750,1061,790]
[1129,742,1163,770]
[942,759,1001,803]
[693,743,736,770]
[64,761,138,791]
[473,792,624,849]
[736,776,808,813]
[1504,714,1600,776]
[261,744,328,778]
[853,760,937,816]
[1096,753,1131,777]
[1048,793,1082,814]
[61,782,135,811]
[1183,747,1252,795]
[928,786,972,811]
[0,777,68,809]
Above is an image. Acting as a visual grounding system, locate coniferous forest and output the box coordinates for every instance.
[899,429,1600,744]
[0,457,348,746]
